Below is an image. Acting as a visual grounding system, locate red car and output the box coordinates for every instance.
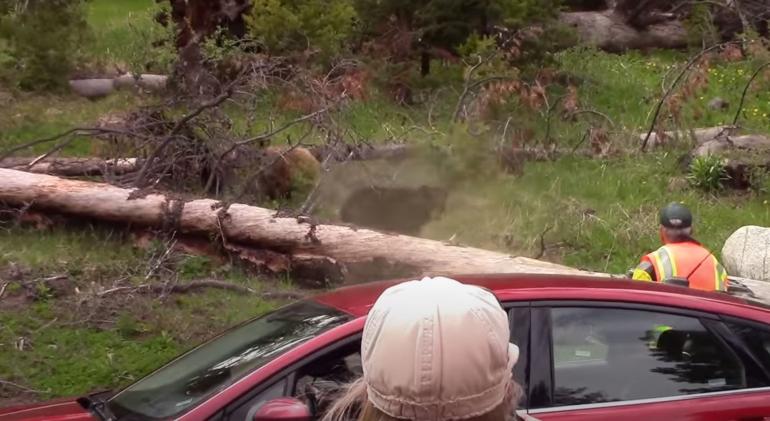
[2,274,770,421]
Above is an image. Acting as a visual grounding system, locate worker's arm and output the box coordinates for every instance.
[631,260,657,282]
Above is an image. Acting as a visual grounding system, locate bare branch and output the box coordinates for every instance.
[0,127,150,162]
[534,224,554,260]
[641,41,739,151]
[134,89,235,187]
[569,109,617,128]
[203,106,331,193]
[98,279,262,296]
[0,379,42,395]
[733,61,770,126]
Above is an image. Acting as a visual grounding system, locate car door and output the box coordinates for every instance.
[219,302,532,421]
[526,302,770,421]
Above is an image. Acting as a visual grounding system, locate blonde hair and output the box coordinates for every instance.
[322,376,523,421]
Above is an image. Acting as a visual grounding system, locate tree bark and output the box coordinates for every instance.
[0,169,592,284]
[559,11,688,52]
[0,158,140,176]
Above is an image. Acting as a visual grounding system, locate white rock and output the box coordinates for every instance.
[722,226,770,282]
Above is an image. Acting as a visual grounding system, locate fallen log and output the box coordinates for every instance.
[0,168,593,284]
[560,11,687,52]
[639,126,740,147]
[0,157,140,176]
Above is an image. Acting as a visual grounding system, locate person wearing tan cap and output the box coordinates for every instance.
[322,276,523,421]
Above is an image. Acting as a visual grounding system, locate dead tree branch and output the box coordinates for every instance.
[98,279,259,297]
[641,41,738,151]
[0,127,150,162]
[534,224,554,260]
[134,89,234,187]
[203,106,331,193]
[569,109,616,128]
[0,379,42,395]
[733,61,770,126]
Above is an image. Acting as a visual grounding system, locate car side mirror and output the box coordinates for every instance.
[254,398,312,421]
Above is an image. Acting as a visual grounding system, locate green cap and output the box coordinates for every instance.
[659,202,693,229]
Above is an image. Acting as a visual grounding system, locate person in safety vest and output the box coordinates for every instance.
[630,203,729,292]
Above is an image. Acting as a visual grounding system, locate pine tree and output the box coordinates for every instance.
[354,0,560,75]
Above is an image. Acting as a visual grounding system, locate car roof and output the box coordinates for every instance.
[312,273,770,323]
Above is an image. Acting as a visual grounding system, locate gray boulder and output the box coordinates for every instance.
[722,226,770,281]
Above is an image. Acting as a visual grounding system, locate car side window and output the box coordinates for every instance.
[226,378,288,421]
[293,342,362,420]
[549,307,745,407]
[726,321,770,379]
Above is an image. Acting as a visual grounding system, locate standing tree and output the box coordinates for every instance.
[246,0,357,61]
[354,0,559,76]
[0,0,91,91]
[154,0,251,95]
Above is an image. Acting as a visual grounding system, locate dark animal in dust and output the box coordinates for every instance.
[339,186,449,236]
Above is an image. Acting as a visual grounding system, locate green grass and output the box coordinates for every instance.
[0,290,281,398]
[87,0,156,64]
[0,224,288,400]
[6,1,770,403]
[0,225,142,274]
[422,150,770,275]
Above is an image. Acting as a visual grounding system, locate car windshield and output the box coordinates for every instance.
[107,300,351,420]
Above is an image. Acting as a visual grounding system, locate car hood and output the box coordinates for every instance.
[0,398,95,421]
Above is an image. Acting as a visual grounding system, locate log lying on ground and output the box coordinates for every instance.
[69,74,168,99]
[0,157,140,176]
[309,143,412,162]
[560,11,687,52]
[639,126,740,147]
[0,168,595,284]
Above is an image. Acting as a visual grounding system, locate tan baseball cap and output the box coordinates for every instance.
[361,276,519,421]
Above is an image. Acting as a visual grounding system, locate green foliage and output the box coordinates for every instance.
[684,3,719,48]
[246,0,356,59]
[355,0,560,64]
[748,166,770,195]
[0,0,92,91]
[688,155,729,192]
[178,255,212,279]
[105,2,176,75]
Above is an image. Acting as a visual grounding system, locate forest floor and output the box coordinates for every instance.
[3,0,770,405]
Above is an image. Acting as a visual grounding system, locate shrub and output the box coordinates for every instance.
[245,0,357,60]
[111,3,177,76]
[0,0,92,91]
[688,154,729,191]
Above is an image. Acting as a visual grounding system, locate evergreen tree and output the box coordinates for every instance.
[0,0,91,91]
[354,0,560,75]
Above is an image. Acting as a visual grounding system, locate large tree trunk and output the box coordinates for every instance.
[0,169,593,285]
[559,11,688,52]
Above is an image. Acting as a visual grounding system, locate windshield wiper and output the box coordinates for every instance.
[77,394,116,421]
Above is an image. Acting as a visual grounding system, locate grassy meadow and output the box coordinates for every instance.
[3,0,770,403]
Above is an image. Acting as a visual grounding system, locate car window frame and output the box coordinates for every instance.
[528,300,763,414]
[218,301,531,420]
[219,332,363,421]
[720,315,770,382]
[507,302,531,411]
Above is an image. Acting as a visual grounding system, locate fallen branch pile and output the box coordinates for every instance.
[0,168,592,285]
